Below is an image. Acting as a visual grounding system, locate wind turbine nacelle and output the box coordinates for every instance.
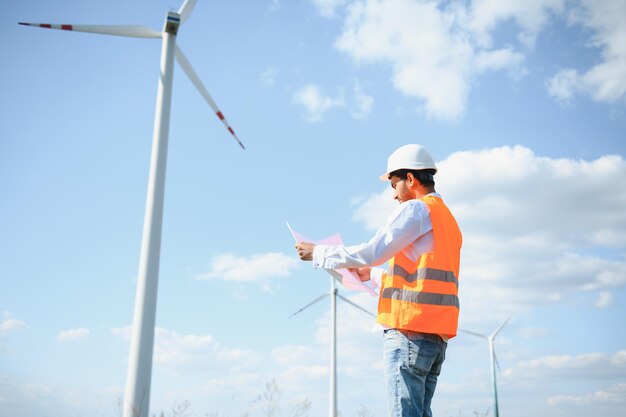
[164,12,181,34]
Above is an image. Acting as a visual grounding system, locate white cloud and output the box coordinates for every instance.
[465,0,566,48]
[152,328,214,367]
[436,146,626,248]
[475,47,526,77]
[335,0,473,120]
[111,326,258,372]
[595,291,614,308]
[547,68,580,104]
[56,328,90,342]
[548,0,626,105]
[477,351,626,415]
[293,82,373,122]
[0,312,27,334]
[195,252,300,292]
[110,325,131,341]
[283,364,328,381]
[351,146,626,322]
[352,187,395,231]
[517,326,551,338]
[512,350,626,380]
[1,312,27,352]
[548,383,626,406]
[333,0,532,120]
[269,291,380,394]
[272,344,317,366]
[309,292,382,382]
[259,67,278,86]
[293,84,345,122]
[0,376,74,417]
[322,0,623,119]
[0,318,26,333]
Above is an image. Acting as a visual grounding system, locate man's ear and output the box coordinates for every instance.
[406,172,415,186]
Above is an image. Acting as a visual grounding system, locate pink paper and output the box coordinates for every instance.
[287,222,378,296]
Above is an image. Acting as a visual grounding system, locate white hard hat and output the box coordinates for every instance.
[379,144,437,181]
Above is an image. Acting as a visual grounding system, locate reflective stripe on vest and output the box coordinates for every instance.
[381,287,460,308]
[376,195,462,339]
[391,264,458,287]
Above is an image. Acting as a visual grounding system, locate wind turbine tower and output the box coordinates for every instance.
[329,277,338,417]
[19,1,244,416]
[461,317,511,417]
[290,277,375,417]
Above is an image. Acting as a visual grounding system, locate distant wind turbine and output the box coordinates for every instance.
[461,316,512,417]
[19,1,244,417]
[290,277,375,417]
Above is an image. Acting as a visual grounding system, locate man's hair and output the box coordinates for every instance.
[389,169,436,187]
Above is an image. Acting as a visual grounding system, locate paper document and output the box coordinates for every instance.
[287,222,378,296]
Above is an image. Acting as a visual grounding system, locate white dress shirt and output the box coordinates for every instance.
[312,193,440,287]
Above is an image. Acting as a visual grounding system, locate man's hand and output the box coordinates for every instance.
[295,242,315,261]
[349,267,372,282]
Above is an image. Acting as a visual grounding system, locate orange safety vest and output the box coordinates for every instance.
[376,195,462,339]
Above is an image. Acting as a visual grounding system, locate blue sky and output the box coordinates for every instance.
[1,0,625,416]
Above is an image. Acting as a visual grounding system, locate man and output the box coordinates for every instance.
[295,144,462,417]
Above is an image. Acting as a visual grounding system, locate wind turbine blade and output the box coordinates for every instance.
[460,329,488,339]
[492,316,512,338]
[175,46,245,149]
[289,294,328,318]
[337,294,376,318]
[178,0,198,24]
[18,22,161,38]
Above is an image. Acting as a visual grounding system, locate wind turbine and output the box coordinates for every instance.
[461,316,512,417]
[19,1,244,417]
[290,277,375,417]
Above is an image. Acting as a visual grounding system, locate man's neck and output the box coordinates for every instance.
[415,187,436,199]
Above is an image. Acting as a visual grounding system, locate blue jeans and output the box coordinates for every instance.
[383,329,447,417]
